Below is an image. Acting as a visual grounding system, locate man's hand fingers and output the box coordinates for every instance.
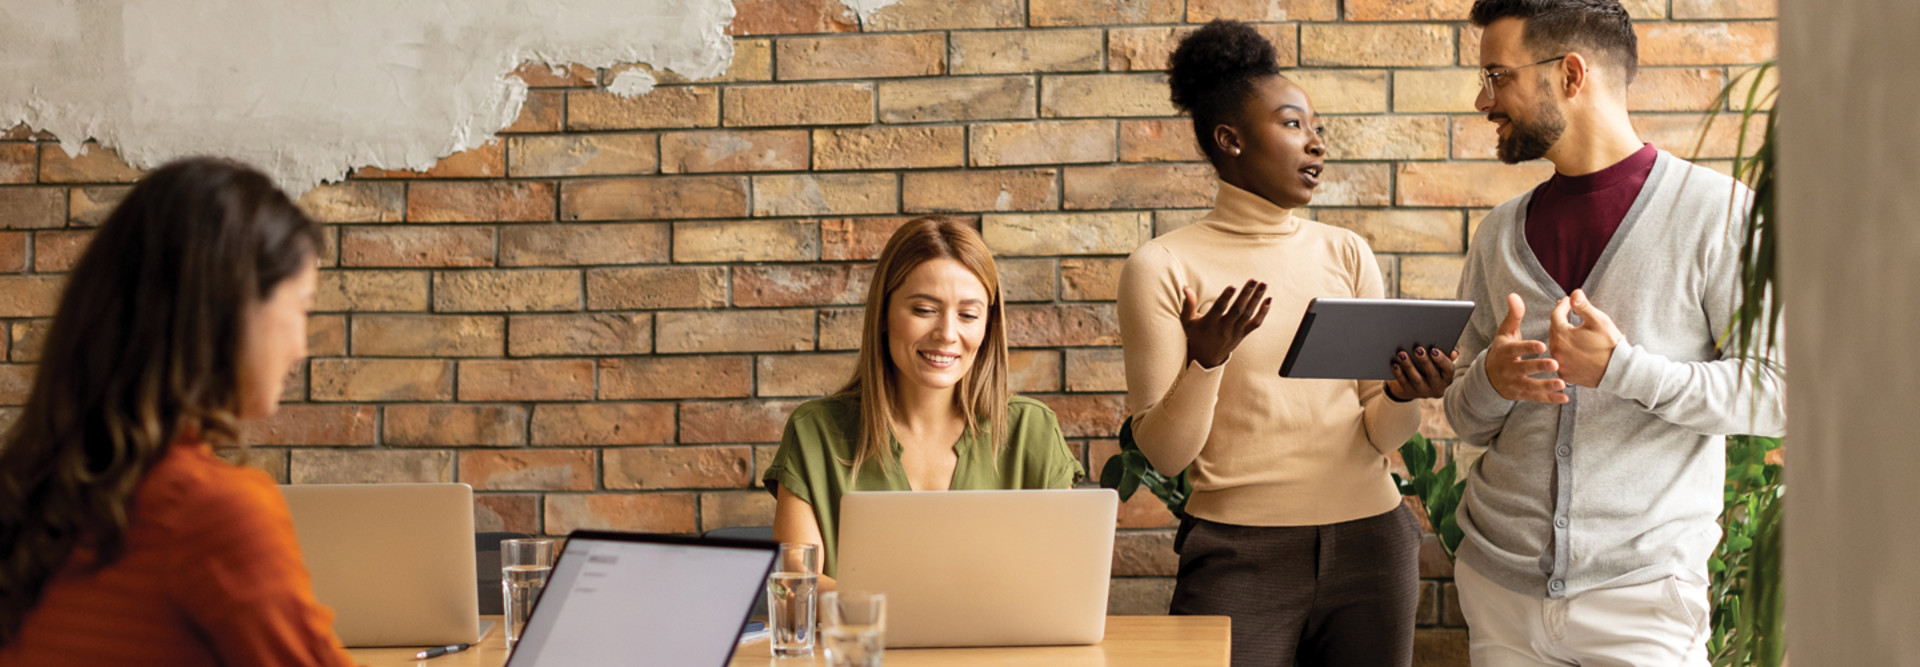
[1550,296,1574,333]
[1498,293,1526,339]
[1513,358,1561,377]
[1571,289,1616,331]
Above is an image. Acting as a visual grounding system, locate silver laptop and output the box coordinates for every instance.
[504,531,777,667]
[836,489,1119,648]
[279,483,479,647]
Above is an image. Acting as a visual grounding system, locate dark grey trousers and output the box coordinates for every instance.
[1169,504,1422,667]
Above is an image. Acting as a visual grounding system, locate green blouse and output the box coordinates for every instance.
[762,395,1085,577]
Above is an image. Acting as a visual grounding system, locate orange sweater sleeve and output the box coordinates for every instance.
[165,469,360,667]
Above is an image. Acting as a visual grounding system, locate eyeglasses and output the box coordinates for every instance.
[1478,55,1568,101]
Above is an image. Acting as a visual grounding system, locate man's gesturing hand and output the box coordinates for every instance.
[1486,293,1569,404]
[1549,289,1624,388]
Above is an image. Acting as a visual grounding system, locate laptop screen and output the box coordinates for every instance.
[505,532,776,667]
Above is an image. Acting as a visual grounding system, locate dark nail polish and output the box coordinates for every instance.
[1399,352,1409,360]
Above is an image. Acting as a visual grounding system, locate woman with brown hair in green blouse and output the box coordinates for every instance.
[763,217,1085,585]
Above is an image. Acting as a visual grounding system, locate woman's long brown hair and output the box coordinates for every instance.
[0,157,322,644]
[835,217,1010,475]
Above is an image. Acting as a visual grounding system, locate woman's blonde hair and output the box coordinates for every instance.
[834,217,1010,475]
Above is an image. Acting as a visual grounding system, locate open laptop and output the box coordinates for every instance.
[505,531,778,667]
[836,489,1119,648]
[279,483,479,647]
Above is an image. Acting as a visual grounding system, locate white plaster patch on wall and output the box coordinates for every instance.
[607,69,659,98]
[840,0,905,21]
[0,0,735,195]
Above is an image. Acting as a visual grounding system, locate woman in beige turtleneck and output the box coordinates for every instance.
[1119,20,1458,667]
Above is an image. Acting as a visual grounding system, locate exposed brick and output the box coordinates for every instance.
[353,141,505,179]
[1029,0,1180,26]
[1451,115,1498,160]
[461,449,594,491]
[510,62,597,87]
[1302,24,1455,68]
[1061,257,1124,301]
[1007,304,1121,347]
[699,490,777,531]
[0,232,24,272]
[351,314,503,357]
[970,120,1118,167]
[1323,115,1449,161]
[31,230,91,272]
[532,402,676,446]
[1064,164,1216,210]
[339,227,493,268]
[0,276,62,317]
[864,0,1022,30]
[1442,581,1467,627]
[499,223,669,267]
[1400,255,1467,300]
[243,404,377,446]
[1041,74,1177,118]
[1636,22,1777,66]
[1108,25,1300,72]
[605,446,753,490]
[778,33,945,81]
[1187,0,1337,21]
[432,269,581,312]
[1036,393,1126,438]
[0,187,65,229]
[1155,209,1210,236]
[610,39,774,85]
[723,83,875,127]
[545,493,698,535]
[407,181,555,223]
[1629,68,1729,112]
[1316,162,1393,207]
[278,362,308,403]
[656,309,816,354]
[821,217,919,261]
[751,174,896,217]
[1415,629,1471,664]
[659,130,809,173]
[222,448,288,484]
[1347,0,1473,20]
[507,134,658,177]
[67,185,129,227]
[1119,119,1203,163]
[1394,69,1481,114]
[674,219,821,263]
[1419,397,1456,440]
[680,399,807,444]
[1314,209,1464,254]
[384,403,528,448]
[1112,530,1177,576]
[1396,162,1554,207]
[310,358,453,402]
[458,359,595,402]
[1419,532,1455,578]
[1009,349,1063,393]
[1107,578,1176,615]
[509,313,653,357]
[1458,25,1483,67]
[0,364,31,405]
[601,355,753,400]
[1118,484,1179,528]
[879,77,1037,124]
[813,126,965,170]
[984,212,1151,256]
[584,266,728,310]
[999,257,1058,302]
[474,494,541,534]
[949,29,1105,75]
[315,270,429,312]
[818,308,863,351]
[1418,580,1441,625]
[1673,0,1777,19]
[1285,70,1390,114]
[290,449,454,484]
[1066,348,1128,392]
[1621,0,1668,18]
[0,144,33,184]
[561,175,749,221]
[567,87,720,130]
[38,143,142,183]
[297,181,405,224]
[729,0,857,36]
[903,168,1058,213]
[734,264,872,307]
[501,89,565,134]
[1633,113,1768,160]
[757,353,858,397]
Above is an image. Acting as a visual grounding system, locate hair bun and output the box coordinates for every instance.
[1168,20,1281,113]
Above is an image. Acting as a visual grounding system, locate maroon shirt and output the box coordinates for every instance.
[1525,143,1658,294]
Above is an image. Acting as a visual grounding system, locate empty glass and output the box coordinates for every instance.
[767,543,819,658]
[821,591,886,667]
[501,538,557,649]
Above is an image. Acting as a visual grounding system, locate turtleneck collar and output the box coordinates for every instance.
[1200,178,1301,237]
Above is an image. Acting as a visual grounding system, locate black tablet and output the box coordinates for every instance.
[1278,297,1476,381]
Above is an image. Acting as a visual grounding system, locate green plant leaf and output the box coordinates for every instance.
[1098,453,1124,490]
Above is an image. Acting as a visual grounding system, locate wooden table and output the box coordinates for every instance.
[349,615,1230,667]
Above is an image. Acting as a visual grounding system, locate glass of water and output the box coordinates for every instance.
[501,537,556,649]
[767,543,819,658]
[821,591,885,667]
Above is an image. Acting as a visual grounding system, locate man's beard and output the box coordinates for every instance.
[1495,98,1566,164]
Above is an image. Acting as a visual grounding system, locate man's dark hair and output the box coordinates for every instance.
[1470,0,1639,86]
[1168,19,1284,163]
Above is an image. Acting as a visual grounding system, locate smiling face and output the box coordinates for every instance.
[236,261,317,419]
[884,258,991,398]
[1476,17,1568,164]
[1222,75,1327,209]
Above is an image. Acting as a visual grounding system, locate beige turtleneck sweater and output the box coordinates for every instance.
[1117,179,1422,527]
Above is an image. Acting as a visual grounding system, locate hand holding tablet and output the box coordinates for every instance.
[1279,297,1477,383]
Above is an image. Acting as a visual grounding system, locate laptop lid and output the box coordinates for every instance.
[279,483,479,647]
[505,531,778,667]
[836,489,1119,648]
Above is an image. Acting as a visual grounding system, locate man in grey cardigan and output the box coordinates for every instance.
[1444,1,1786,665]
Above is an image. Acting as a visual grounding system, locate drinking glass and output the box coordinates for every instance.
[767,543,819,658]
[821,591,886,667]
[501,538,557,649]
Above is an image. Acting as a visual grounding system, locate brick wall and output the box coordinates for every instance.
[0,0,1775,661]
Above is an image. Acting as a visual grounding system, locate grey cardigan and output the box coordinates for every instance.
[1443,150,1786,599]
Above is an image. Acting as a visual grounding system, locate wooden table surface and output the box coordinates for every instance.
[349,615,1230,667]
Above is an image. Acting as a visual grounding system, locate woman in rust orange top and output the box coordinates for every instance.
[0,158,357,666]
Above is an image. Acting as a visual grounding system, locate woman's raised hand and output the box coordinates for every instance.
[1181,280,1271,369]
